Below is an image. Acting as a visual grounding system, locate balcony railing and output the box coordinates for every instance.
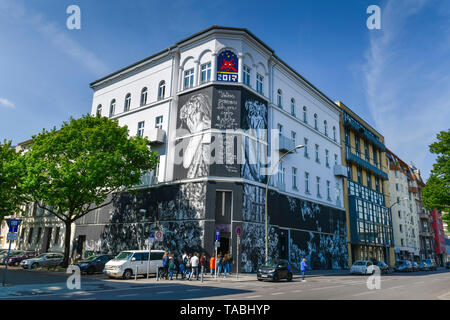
[134,170,159,188]
[276,134,295,153]
[146,128,166,144]
[343,113,386,151]
[408,186,418,194]
[346,147,388,180]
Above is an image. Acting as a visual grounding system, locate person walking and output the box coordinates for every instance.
[162,252,169,280]
[209,255,216,277]
[168,254,176,280]
[227,253,233,276]
[217,253,223,278]
[200,252,207,278]
[190,252,200,281]
[186,254,192,279]
[300,258,308,282]
[222,254,229,278]
[177,254,184,280]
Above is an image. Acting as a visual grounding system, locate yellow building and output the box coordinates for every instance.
[336,102,395,267]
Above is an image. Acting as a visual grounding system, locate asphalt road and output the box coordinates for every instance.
[1,266,449,300]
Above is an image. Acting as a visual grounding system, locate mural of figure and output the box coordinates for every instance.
[179,93,212,179]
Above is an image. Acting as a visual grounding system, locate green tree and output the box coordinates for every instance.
[0,140,26,221]
[423,129,450,231]
[23,115,159,267]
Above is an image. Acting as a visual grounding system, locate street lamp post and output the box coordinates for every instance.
[264,144,304,263]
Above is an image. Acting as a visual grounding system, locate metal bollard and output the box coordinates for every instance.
[135,266,138,281]
[156,267,159,281]
[201,266,204,283]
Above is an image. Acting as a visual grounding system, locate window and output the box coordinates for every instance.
[155,116,163,129]
[396,183,399,191]
[324,120,328,136]
[314,114,318,130]
[124,93,131,111]
[367,174,371,189]
[140,87,148,106]
[345,131,350,145]
[109,99,116,117]
[137,121,145,137]
[375,178,380,192]
[158,81,166,100]
[200,62,211,83]
[278,163,285,186]
[334,154,338,166]
[373,148,378,167]
[184,69,194,89]
[96,104,102,116]
[292,167,297,190]
[303,106,307,123]
[291,131,296,146]
[398,211,401,218]
[256,74,264,94]
[364,141,369,161]
[400,225,403,233]
[28,227,34,244]
[54,227,60,245]
[243,65,251,86]
[315,144,320,163]
[277,89,282,108]
[316,176,321,198]
[327,180,331,200]
[357,167,362,184]
[305,172,310,194]
[277,123,283,134]
[304,138,309,158]
[355,136,360,157]
[36,227,42,243]
[325,149,329,167]
[333,126,337,141]
[291,98,295,116]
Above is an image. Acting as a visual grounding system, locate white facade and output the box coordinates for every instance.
[90,26,344,211]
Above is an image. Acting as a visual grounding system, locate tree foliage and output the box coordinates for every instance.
[0,140,26,221]
[23,114,159,266]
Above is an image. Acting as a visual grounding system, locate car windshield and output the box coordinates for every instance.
[262,261,278,268]
[114,252,133,260]
[85,255,99,261]
[36,254,47,258]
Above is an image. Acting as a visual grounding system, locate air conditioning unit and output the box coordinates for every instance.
[334,164,347,177]
[147,128,165,144]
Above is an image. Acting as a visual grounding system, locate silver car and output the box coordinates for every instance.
[20,253,64,269]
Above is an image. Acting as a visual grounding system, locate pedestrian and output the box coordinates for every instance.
[177,254,184,280]
[217,253,223,278]
[227,253,233,276]
[186,253,192,279]
[209,255,216,277]
[200,252,207,278]
[162,251,169,280]
[222,254,229,278]
[168,254,176,280]
[190,252,200,280]
[301,258,308,282]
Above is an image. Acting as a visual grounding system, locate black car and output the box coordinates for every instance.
[75,254,113,275]
[377,261,391,274]
[257,259,293,282]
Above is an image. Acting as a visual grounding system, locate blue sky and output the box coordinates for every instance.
[0,0,449,180]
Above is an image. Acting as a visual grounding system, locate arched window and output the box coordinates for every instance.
[291,98,295,116]
[303,106,307,123]
[277,89,282,108]
[109,99,116,117]
[158,81,166,100]
[96,104,102,116]
[333,126,337,141]
[124,93,131,112]
[141,87,148,106]
[324,120,328,136]
[314,113,318,130]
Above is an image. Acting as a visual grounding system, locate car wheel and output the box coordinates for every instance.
[123,269,132,280]
[257,278,263,281]
[14,261,19,266]
[87,266,95,275]
[287,273,293,282]
[31,263,38,269]
[272,274,279,282]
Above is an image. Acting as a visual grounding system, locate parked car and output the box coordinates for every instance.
[74,254,114,275]
[257,259,293,282]
[425,259,437,271]
[377,261,391,274]
[0,251,23,265]
[411,261,419,271]
[395,260,413,272]
[446,261,450,269]
[350,260,376,275]
[418,261,429,271]
[104,250,165,279]
[7,251,36,266]
[20,253,64,269]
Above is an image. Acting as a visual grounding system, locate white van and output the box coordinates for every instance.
[104,250,165,279]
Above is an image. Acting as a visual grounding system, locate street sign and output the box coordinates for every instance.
[155,230,163,241]
[215,230,220,241]
[7,219,21,233]
[149,233,155,239]
[235,226,241,236]
[7,233,17,241]
[215,240,220,248]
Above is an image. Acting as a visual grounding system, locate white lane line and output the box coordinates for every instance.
[292,289,303,293]
[118,293,138,297]
[271,292,285,295]
[353,291,377,297]
[386,285,404,290]
[310,285,346,291]
[413,281,425,285]
[187,288,201,292]
[156,291,174,294]
[245,295,262,299]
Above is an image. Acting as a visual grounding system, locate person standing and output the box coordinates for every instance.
[190,252,200,281]
[168,254,176,280]
[162,252,169,280]
[209,255,216,277]
[177,254,184,280]
[186,254,193,279]
[222,254,229,278]
[301,258,308,282]
[217,253,223,278]
[227,253,233,276]
[200,252,207,278]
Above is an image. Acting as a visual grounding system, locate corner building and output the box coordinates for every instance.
[79,26,348,272]
[336,102,394,267]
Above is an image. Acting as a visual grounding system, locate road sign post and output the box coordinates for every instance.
[147,233,155,279]
[154,230,163,281]
[235,226,241,279]
[3,219,22,286]
[215,230,220,279]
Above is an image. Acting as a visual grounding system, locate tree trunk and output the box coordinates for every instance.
[63,220,72,268]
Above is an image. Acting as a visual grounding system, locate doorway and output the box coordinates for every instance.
[218,236,230,255]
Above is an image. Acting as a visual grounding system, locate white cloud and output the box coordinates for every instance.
[363,0,450,181]
[0,0,109,76]
[0,97,15,108]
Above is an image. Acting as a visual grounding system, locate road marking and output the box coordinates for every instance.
[386,285,404,290]
[413,281,425,285]
[291,289,303,293]
[245,295,262,299]
[436,291,450,300]
[118,293,138,297]
[187,288,201,292]
[157,291,174,294]
[271,292,285,295]
[311,285,346,290]
[353,291,377,296]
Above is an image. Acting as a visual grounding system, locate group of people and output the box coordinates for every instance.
[159,251,233,281]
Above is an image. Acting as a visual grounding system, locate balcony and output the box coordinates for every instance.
[276,134,295,153]
[346,147,388,180]
[343,113,386,151]
[134,170,159,188]
[146,128,165,144]
[408,186,418,194]
[334,164,347,177]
